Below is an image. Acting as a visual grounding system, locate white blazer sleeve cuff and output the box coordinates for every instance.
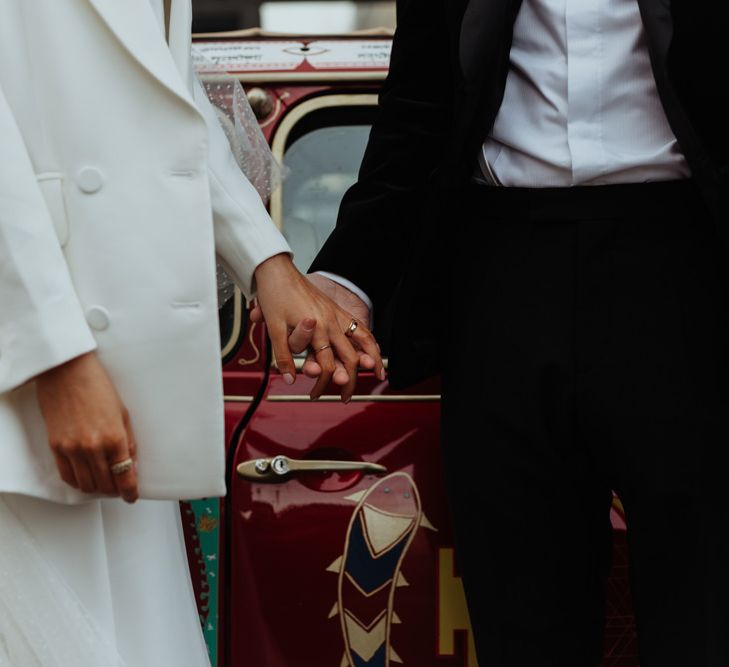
[193,77,292,300]
[0,293,97,394]
[207,167,292,299]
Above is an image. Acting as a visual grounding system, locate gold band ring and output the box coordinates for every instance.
[316,344,332,353]
[110,458,134,476]
[344,319,359,337]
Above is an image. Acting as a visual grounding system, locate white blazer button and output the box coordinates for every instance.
[76,167,104,194]
[85,306,110,331]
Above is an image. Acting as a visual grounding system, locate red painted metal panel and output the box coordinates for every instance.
[227,374,479,666]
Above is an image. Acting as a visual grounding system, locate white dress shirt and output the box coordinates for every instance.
[483,0,690,186]
[323,0,691,304]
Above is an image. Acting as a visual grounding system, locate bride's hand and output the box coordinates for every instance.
[253,254,383,402]
[35,352,139,503]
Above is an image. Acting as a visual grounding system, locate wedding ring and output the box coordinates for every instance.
[316,344,332,352]
[344,319,359,338]
[110,458,134,476]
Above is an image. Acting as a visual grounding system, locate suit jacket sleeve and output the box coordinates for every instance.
[0,83,97,394]
[309,0,452,309]
[192,77,292,301]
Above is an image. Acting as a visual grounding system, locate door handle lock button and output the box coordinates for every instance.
[271,456,290,476]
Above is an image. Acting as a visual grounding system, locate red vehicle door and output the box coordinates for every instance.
[224,83,477,667]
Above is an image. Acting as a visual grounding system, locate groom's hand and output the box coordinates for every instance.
[249,272,384,396]
[252,256,383,402]
[298,274,380,382]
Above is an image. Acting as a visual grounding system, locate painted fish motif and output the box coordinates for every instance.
[327,472,437,667]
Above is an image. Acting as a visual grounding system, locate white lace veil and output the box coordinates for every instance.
[193,49,286,306]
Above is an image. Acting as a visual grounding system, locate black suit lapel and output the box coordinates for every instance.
[459,0,523,84]
[634,0,683,147]
[636,0,707,176]
[636,0,673,64]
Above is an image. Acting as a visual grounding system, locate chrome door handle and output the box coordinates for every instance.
[236,455,387,483]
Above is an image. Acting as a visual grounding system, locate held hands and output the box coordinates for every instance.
[35,352,139,503]
[251,255,384,402]
[297,273,379,383]
[35,258,377,498]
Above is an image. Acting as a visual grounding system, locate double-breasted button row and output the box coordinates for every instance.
[85,306,110,331]
[76,167,104,194]
[76,166,201,194]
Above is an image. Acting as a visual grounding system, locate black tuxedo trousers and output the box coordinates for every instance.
[442,180,729,667]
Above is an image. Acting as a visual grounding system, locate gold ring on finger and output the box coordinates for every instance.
[344,319,359,338]
[316,344,332,353]
[110,458,134,476]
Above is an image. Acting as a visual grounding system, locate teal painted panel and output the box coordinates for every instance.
[183,499,220,667]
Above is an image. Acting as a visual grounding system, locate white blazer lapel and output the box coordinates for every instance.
[167,0,194,92]
[84,0,195,107]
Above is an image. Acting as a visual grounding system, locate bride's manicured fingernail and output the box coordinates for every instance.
[283,373,295,385]
[303,318,316,330]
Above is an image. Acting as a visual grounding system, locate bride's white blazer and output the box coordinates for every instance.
[0,0,290,503]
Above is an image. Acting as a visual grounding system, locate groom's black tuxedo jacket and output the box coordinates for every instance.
[310,0,729,388]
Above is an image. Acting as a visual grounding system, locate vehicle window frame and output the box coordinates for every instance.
[216,93,379,362]
[270,93,380,369]
[219,286,245,362]
[269,93,379,230]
